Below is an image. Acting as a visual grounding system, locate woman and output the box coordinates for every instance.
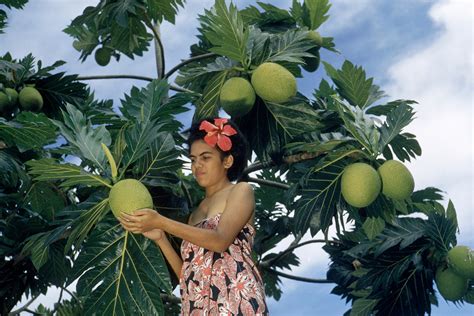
[119,117,269,315]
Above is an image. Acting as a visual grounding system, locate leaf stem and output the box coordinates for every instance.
[164,53,217,79]
[262,267,333,283]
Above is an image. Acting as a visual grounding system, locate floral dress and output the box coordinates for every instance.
[180,213,269,315]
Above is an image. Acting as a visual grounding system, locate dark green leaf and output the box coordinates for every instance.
[26,158,111,188]
[324,61,385,108]
[0,112,57,152]
[264,99,323,138]
[304,0,331,29]
[53,103,111,171]
[293,160,345,236]
[200,0,248,63]
[72,219,171,315]
[350,298,378,316]
[378,101,416,153]
[362,217,385,241]
[193,70,228,122]
[24,182,66,221]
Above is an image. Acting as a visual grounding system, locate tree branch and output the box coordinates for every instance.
[8,294,40,315]
[247,177,290,190]
[164,53,217,79]
[77,75,153,82]
[141,11,165,79]
[262,267,333,283]
[259,239,340,268]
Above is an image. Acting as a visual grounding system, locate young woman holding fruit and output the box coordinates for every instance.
[118,117,269,315]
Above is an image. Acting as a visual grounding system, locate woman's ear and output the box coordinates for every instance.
[224,155,234,169]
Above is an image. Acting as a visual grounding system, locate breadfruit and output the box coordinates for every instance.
[0,88,18,113]
[307,30,323,46]
[109,179,153,218]
[341,162,381,208]
[302,47,321,72]
[435,267,468,301]
[378,160,414,200]
[448,245,474,279]
[251,62,297,103]
[73,40,81,51]
[19,87,43,111]
[219,77,256,117]
[95,47,112,66]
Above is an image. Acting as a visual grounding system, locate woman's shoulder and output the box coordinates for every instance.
[230,181,253,193]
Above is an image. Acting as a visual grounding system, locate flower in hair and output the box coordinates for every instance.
[199,118,237,151]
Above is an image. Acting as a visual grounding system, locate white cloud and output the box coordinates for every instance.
[386,0,473,238]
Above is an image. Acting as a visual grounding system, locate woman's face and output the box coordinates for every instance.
[190,139,232,187]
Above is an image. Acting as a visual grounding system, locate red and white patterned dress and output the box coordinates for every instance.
[180,213,269,315]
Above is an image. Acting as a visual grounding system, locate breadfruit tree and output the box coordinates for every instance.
[1,0,472,315]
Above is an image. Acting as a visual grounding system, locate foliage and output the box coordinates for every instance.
[0,0,469,315]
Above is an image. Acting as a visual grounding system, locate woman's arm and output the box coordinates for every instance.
[154,236,183,278]
[119,182,255,253]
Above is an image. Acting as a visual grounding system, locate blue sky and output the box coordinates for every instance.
[1,0,473,315]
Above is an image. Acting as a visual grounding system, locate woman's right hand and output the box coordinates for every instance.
[142,228,166,242]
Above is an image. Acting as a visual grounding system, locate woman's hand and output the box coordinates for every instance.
[118,208,162,235]
[142,228,166,242]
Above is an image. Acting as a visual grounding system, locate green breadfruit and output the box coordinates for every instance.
[19,87,43,111]
[219,77,256,117]
[0,88,18,113]
[307,30,323,46]
[378,160,415,200]
[436,267,468,301]
[341,162,381,208]
[72,40,81,51]
[302,47,320,72]
[251,62,297,103]
[448,245,474,279]
[108,179,153,219]
[95,47,112,66]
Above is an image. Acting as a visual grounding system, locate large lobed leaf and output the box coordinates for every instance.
[324,60,386,109]
[71,218,171,315]
[0,112,57,152]
[26,158,111,188]
[291,160,345,236]
[200,0,249,63]
[53,103,111,171]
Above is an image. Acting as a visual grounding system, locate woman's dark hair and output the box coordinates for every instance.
[186,117,249,182]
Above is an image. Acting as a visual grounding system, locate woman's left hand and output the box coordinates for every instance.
[118,208,161,234]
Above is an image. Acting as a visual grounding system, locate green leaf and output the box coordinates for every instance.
[425,212,457,253]
[0,150,28,189]
[0,112,57,152]
[333,98,380,155]
[193,70,228,122]
[24,182,66,221]
[350,298,378,316]
[200,0,248,63]
[53,103,111,171]
[66,198,110,252]
[378,101,416,153]
[383,132,421,162]
[362,217,385,241]
[120,122,161,175]
[304,0,331,29]
[374,218,426,256]
[120,80,170,125]
[22,233,49,270]
[446,199,458,231]
[292,160,345,236]
[147,0,185,24]
[265,29,315,64]
[71,219,171,315]
[26,158,111,188]
[35,72,88,112]
[137,132,182,186]
[264,99,323,138]
[324,60,386,108]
